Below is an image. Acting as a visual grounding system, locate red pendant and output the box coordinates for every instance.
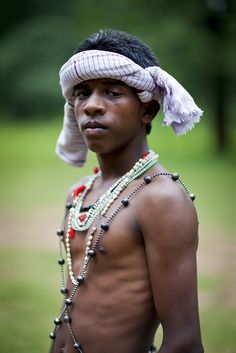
[79,214,86,222]
[93,166,100,174]
[69,228,75,239]
[142,151,149,158]
[73,184,86,197]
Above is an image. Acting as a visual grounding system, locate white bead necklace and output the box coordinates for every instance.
[66,150,159,285]
[70,150,159,231]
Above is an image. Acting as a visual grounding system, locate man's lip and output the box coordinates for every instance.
[83,121,107,130]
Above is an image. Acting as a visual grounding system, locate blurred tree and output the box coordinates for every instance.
[0,0,67,36]
[0,16,79,118]
[0,0,235,153]
[0,0,30,36]
[205,0,235,152]
[0,0,207,119]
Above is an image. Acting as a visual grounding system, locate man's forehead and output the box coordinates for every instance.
[74,78,128,89]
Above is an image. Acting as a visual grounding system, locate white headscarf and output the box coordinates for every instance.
[56,50,203,167]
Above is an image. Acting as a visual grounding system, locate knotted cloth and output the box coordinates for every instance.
[56,50,203,167]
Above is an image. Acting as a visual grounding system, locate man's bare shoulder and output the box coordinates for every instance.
[135,172,198,247]
[137,172,195,209]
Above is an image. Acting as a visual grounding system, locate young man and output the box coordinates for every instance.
[49,29,204,353]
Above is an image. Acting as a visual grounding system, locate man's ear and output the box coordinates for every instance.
[141,100,160,124]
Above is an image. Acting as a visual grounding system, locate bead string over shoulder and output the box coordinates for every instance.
[70,150,159,231]
[50,154,196,352]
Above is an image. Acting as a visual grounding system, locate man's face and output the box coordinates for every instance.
[73,78,147,154]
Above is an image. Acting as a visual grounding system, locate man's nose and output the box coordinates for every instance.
[83,93,105,116]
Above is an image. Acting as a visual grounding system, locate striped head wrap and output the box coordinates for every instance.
[56,50,203,167]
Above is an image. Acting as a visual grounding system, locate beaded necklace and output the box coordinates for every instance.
[66,150,158,285]
[49,151,195,353]
[70,150,158,232]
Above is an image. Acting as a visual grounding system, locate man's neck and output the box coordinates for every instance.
[96,143,150,182]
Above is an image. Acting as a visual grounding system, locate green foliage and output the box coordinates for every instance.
[0,0,235,121]
[0,16,79,117]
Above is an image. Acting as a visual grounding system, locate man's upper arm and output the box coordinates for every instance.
[137,178,203,352]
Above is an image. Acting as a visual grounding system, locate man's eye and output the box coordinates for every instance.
[107,90,122,97]
[74,90,89,98]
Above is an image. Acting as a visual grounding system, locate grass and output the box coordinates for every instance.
[0,118,235,352]
[0,248,60,353]
[201,308,236,353]
[0,118,235,227]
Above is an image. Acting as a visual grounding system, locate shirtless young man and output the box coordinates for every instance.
[49,29,204,353]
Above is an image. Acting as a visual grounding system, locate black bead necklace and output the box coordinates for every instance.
[50,172,195,352]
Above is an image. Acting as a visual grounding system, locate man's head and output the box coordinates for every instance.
[74,29,160,135]
[56,29,202,167]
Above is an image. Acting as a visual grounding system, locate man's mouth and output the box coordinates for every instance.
[83,121,107,130]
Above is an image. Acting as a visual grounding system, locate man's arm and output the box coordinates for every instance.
[138,177,204,353]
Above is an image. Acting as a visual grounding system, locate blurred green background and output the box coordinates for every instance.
[0,1,235,352]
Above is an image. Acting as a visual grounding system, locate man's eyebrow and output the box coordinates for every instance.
[74,83,89,90]
[74,80,127,90]
[101,79,127,86]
